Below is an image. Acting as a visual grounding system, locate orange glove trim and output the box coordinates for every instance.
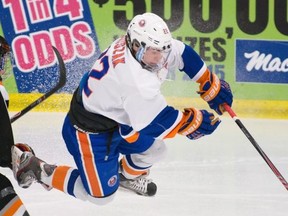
[199,73,221,102]
[178,108,203,136]
[196,69,210,84]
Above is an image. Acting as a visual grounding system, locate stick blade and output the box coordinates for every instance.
[52,46,66,88]
[10,46,67,123]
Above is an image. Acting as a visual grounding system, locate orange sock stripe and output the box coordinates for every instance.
[52,166,70,191]
[77,131,103,197]
[121,158,148,176]
[2,197,23,216]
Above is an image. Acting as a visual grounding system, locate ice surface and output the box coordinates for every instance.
[1,112,288,216]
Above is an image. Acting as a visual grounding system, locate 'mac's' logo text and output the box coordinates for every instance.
[236,39,288,84]
[244,51,288,72]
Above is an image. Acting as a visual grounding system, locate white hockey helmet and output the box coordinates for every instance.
[126,13,172,72]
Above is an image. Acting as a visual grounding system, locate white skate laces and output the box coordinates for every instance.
[119,173,157,196]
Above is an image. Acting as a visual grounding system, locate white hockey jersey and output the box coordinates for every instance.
[81,36,208,141]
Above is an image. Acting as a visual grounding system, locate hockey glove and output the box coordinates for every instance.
[178,108,221,140]
[197,73,233,115]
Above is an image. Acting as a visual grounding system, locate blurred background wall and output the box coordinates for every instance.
[0,0,287,118]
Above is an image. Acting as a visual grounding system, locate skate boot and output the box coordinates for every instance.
[12,146,56,190]
[119,172,157,196]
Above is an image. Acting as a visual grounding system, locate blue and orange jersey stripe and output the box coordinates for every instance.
[119,106,183,141]
[139,105,182,139]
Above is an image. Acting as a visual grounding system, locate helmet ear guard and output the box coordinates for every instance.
[125,35,142,58]
[125,33,132,51]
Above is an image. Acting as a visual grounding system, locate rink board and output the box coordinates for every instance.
[8,93,288,119]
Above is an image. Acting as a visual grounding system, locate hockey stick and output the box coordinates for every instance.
[223,103,288,191]
[10,46,66,123]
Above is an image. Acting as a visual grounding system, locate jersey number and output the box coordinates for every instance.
[84,49,109,96]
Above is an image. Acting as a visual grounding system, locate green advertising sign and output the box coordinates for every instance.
[1,0,287,117]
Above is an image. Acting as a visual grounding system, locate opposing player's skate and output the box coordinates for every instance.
[119,172,157,196]
[11,145,56,190]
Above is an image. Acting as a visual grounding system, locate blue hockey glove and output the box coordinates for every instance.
[197,73,233,115]
[178,108,221,140]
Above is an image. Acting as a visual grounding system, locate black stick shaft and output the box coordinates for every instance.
[10,46,66,123]
[224,104,288,191]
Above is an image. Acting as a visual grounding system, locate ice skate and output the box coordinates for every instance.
[119,172,157,196]
[12,145,56,190]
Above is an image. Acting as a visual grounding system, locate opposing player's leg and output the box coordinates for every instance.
[0,173,30,216]
[119,139,167,196]
[0,92,14,168]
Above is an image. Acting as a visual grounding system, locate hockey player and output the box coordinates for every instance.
[0,36,10,107]
[0,76,9,107]
[12,13,233,205]
[0,35,30,215]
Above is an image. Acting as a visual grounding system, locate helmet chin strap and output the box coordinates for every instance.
[135,46,145,62]
[135,46,154,72]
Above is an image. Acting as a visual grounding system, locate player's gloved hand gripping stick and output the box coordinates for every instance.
[224,103,288,191]
[198,72,233,115]
[177,72,232,140]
